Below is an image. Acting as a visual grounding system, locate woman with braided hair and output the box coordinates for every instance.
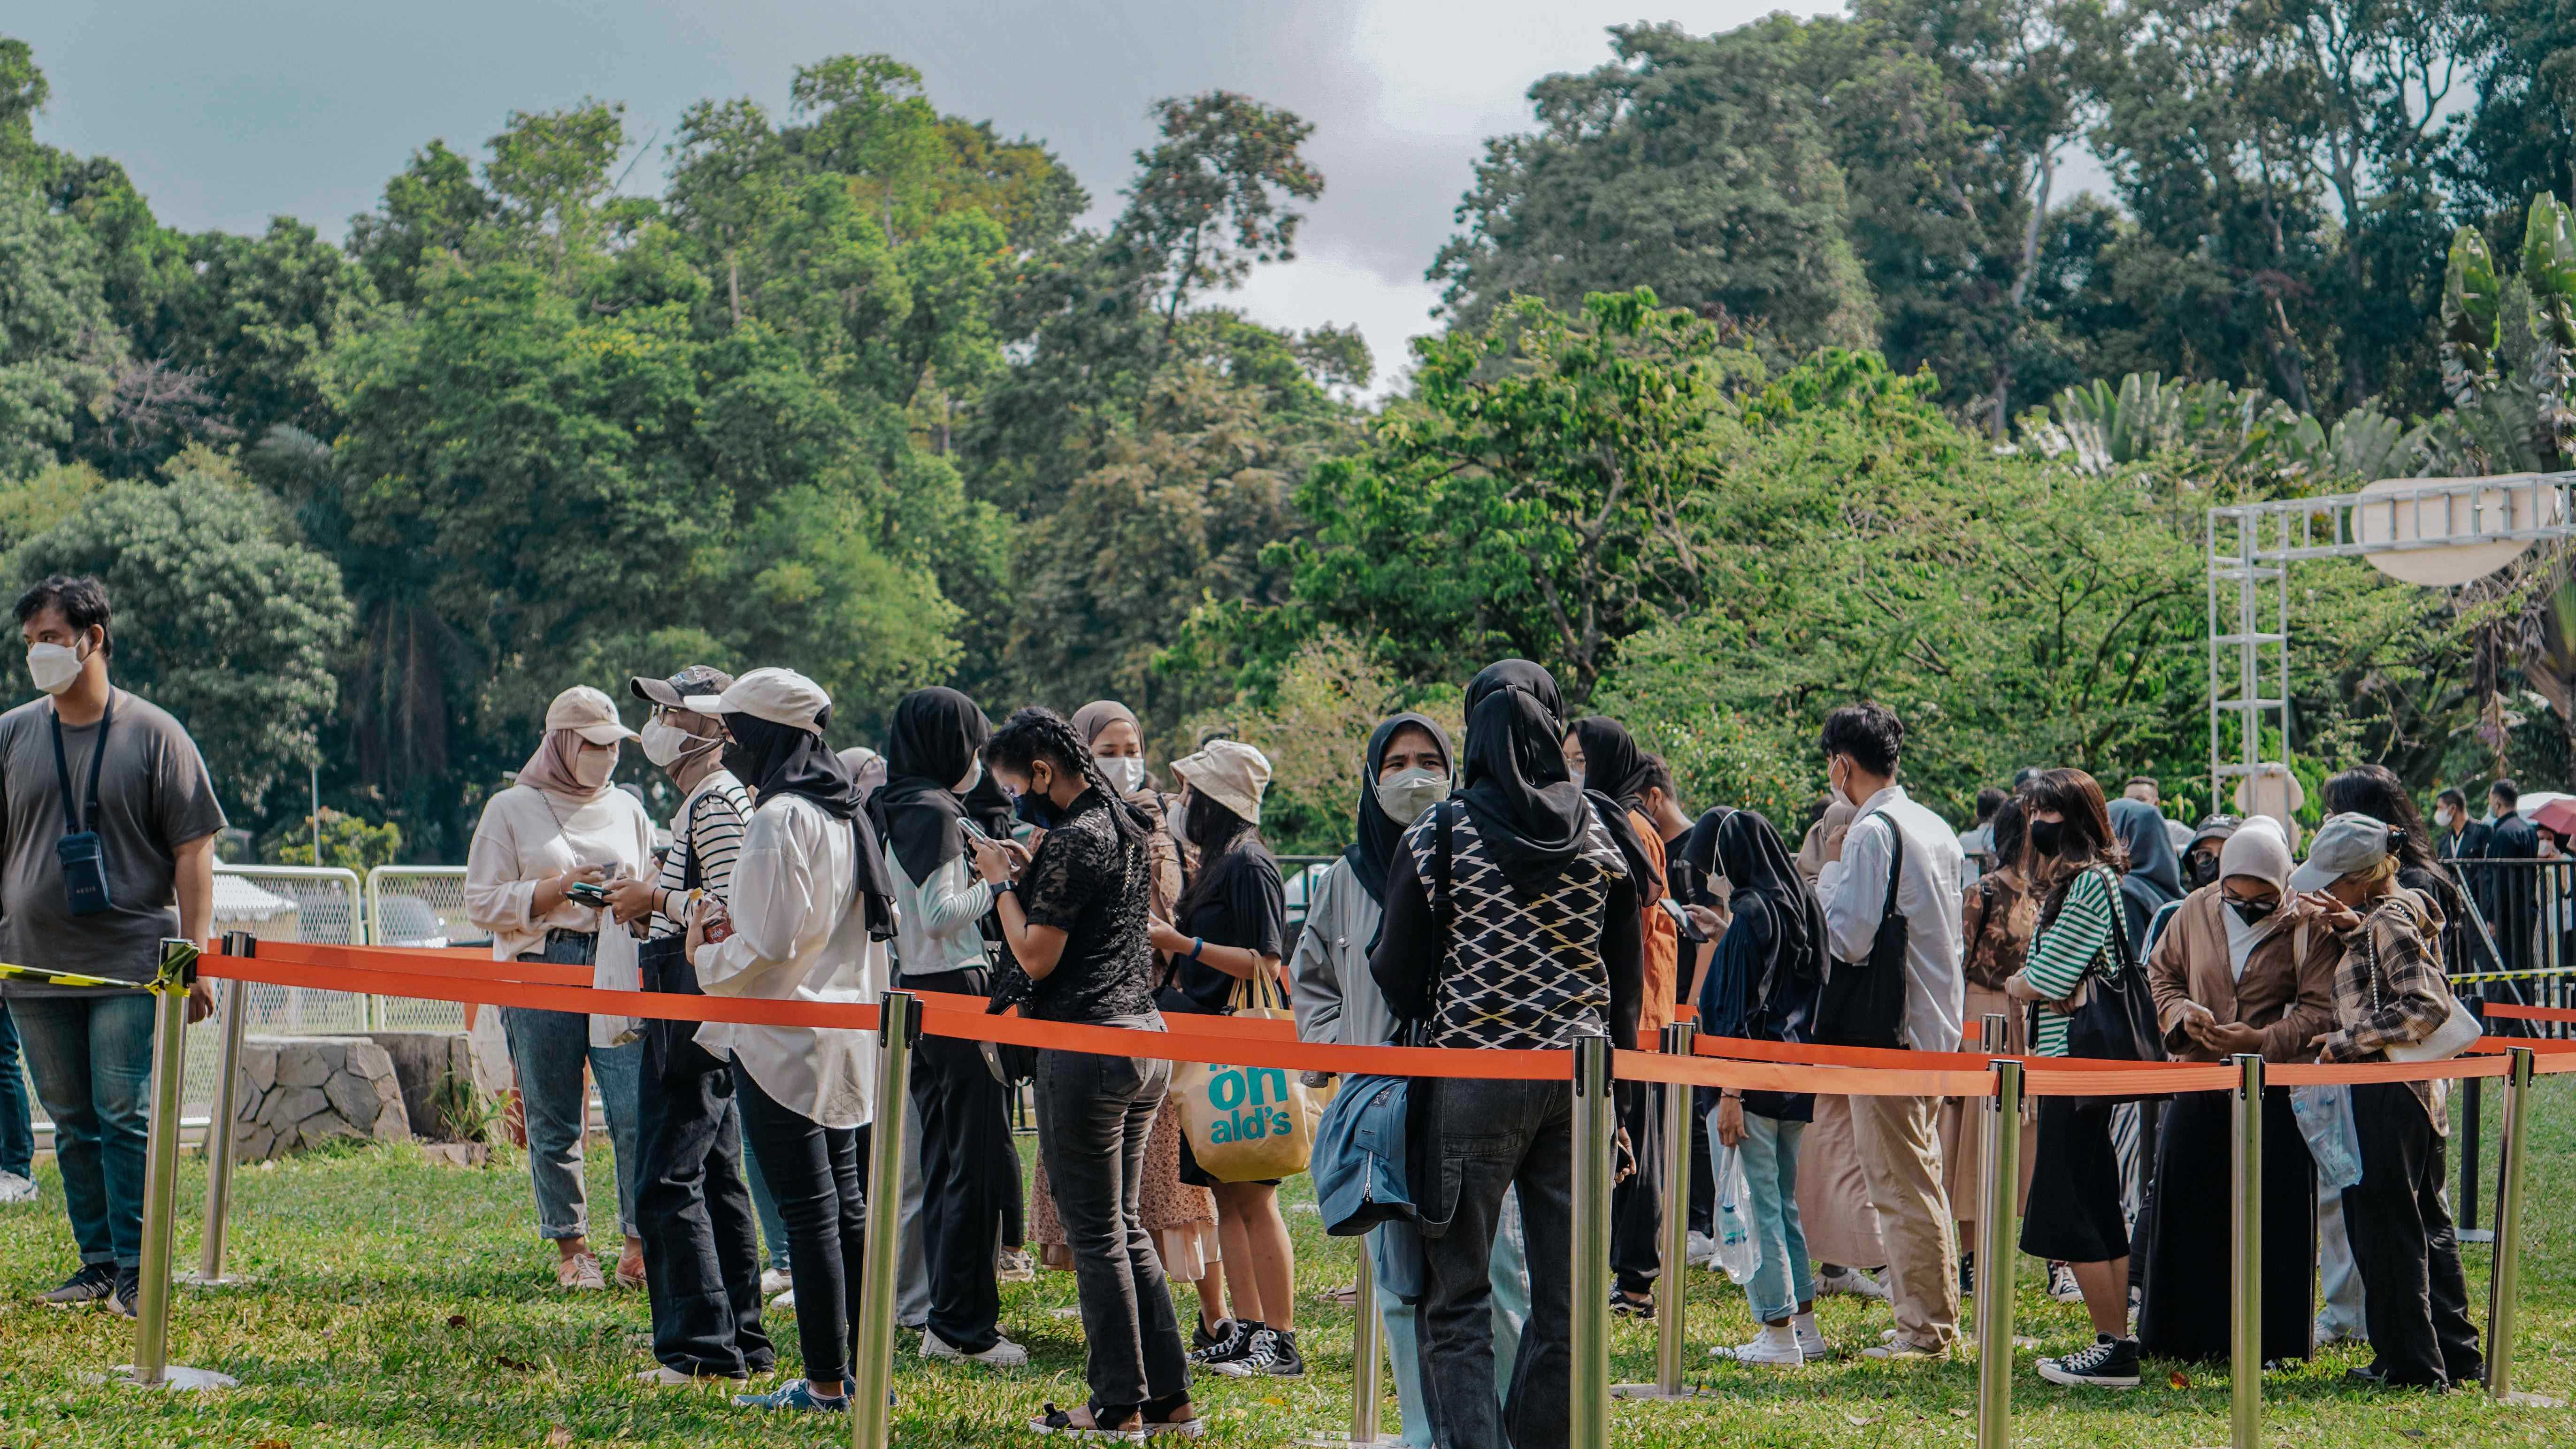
[968,707,1198,1440]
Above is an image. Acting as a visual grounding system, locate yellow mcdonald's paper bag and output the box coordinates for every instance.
[1170,969,1318,1182]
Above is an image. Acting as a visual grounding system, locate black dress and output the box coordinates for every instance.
[2135,1088,2318,1364]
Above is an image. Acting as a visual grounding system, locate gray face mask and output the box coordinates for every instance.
[1374,767,1449,826]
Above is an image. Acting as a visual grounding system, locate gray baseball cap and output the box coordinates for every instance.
[2288,812,2394,893]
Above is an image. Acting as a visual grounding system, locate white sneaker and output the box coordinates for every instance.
[922,1329,1030,1369]
[0,1171,36,1204]
[635,1364,741,1387]
[759,1267,791,1296]
[1713,1325,1804,1366]
[769,1288,795,1311]
[1792,1312,1828,1361]
[997,1249,1037,1283]
[1815,1265,1890,1301]
[1686,1230,1718,1269]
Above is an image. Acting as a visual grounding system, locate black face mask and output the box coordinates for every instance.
[722,739,753,783]
[2027,819,2064,858]
[2186,853,2221,889]
[2229,896,2278,926]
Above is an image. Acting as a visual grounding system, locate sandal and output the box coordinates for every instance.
[1142,1391,1205,1439]
[1031,1402,1144,1441]
[1609,1289,1656,1319]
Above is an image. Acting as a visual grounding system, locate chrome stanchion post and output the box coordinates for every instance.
[189,932,253,1287]
[1568,1032,1614,1449]
[1974,1058,2022,1449]
[2228,1053,2263,1449]
[852,991,918,1449]
[2486,1047,2548,1403]
[1653,1023,1695,1397]
[1351,1231,1384,1444]
[122,939,234,1391]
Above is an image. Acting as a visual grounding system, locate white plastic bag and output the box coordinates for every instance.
[1708,1140,1759,1286]
[2290,1083,2363,1192]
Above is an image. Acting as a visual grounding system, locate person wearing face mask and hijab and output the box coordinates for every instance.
[1564,716,1678,1320]
[866,687,1029,1370]
[684,668,899,1414]
[1026,702,1221,1348]
[1287,712,1533,1443]
[599,666,775,1382]
[465,685,657,1293]
[2133,818,2334,1365]
[1369,660,1646,1449]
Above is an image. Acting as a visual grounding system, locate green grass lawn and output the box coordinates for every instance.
[1,1080,2571,1447]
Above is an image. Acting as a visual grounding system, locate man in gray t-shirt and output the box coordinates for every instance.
[2,576,223,1313]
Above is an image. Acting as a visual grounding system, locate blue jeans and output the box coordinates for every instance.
[0,1003,35,1179]
[501,1007,642,1241]
[14,993,157,1267]
[1376,1191,1529,1446]
[1725,1110,1814,1324]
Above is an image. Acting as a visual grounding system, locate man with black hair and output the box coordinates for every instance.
[1,576,224,1315]
[1812,702,1966,1360]
[2433,789,2487,864]
[2482,780,2541,977]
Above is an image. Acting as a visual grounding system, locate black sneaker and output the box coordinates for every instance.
[1189,1318,1234,1358]
[103,1268,142,1319]
[38,1264,115,1308]
[1959,1253,1976,1299]
[1609,1288,1655,1319]
[1213,1326,1303,1379]
[2037,1334,2141,1389]
[1191,1319,1255,1372]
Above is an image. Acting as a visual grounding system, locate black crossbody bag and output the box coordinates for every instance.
[1813,816,1909,1050]
[51,698,115,917]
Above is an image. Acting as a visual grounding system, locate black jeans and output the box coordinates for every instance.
[635,989,773,1376]
[1688,1086,1716,1238]
[1421,1077,1574,1449]
[1610,1082,1661,1296]
[1035,1043,1188,1418]
[907,967,1020,1354]
[2345,1081,2483,1388]
[737,1069,869,1388]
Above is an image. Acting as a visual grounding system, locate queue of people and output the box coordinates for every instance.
[0,580,2509,1440]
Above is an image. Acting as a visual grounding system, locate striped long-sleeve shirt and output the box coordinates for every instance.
[647,769,751,940]
[2018,866,2129,1058]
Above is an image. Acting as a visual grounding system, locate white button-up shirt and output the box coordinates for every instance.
[1816,784,1966,1055]
[697,792,889,1129]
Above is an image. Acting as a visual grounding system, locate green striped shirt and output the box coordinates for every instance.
[2021,868,2129,1058]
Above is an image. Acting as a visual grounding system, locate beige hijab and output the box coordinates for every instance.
[1796,798,1858,883]
[518,728,612,805]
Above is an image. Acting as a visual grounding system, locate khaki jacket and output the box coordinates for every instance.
[2145,885,2339,1065]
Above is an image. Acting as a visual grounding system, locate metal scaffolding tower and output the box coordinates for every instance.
[2208,473,2576,813]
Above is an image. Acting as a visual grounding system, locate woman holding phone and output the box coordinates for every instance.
[464,685,654,1291]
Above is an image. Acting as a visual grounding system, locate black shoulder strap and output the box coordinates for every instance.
[1876,811,1905,921]
[49,695,113,836]
[2094,865,2139,978]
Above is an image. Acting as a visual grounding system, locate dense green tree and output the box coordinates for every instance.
[1432,22,1879,353]
[0,183,118,479]
[8,457,350,813]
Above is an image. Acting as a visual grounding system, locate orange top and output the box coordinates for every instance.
[1631,808,1679,1043]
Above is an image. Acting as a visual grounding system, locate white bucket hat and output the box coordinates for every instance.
[1171,738,1273,826]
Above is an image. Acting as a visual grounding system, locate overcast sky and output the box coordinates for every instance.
[17,0,1836,393]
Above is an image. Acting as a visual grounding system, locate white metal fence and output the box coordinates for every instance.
[362,866,476,1034]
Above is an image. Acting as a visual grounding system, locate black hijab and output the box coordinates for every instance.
[1717,810,1823,990]
[2108,797,2183,951]
[730,713,896,940]
[1347,712,1453,905]
[1457,660,1656,902]
[869,687,992,884]
[1572,716,1654,811]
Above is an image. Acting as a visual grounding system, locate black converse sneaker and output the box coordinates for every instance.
[2038,1334,2142,1389]
[1211,1326,1304,1379]
[1190,1319,1256,1372]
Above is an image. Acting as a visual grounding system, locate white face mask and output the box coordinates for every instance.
[573,747,617,790]
[639,719,690,769]
[1374,767,1448,826]
[1097,756,1145,795]
[955,757,984,796]
[27,639,87,696]
[2434,806,2454,830]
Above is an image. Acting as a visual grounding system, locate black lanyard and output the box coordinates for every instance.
[49,694,114,836]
